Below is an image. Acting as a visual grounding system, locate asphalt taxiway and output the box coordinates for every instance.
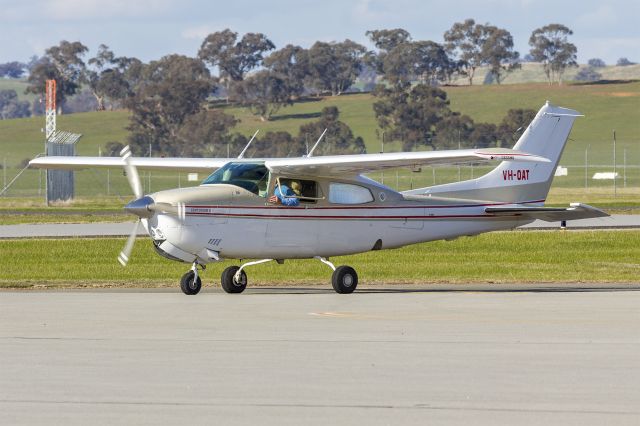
[1,285,639,425]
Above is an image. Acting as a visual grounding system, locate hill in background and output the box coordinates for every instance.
[448,63,640,85]
[0,79,638,197]
[1,79,637,161]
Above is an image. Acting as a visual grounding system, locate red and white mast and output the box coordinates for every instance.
[45,79,56,141]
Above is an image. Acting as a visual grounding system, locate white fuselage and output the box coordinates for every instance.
[144,176,534,264]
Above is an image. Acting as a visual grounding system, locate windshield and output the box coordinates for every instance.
[201,162,269,196]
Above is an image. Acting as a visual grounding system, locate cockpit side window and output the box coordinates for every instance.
[201,162,269,196]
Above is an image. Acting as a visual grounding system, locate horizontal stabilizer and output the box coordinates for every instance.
[485,203,609,222]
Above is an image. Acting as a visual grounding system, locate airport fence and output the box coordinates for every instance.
[1,142,639,204]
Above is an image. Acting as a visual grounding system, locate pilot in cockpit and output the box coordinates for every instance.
[269,180,301,206]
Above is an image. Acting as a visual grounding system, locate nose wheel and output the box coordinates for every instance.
[180,271,202,295]
[180,262,203,295]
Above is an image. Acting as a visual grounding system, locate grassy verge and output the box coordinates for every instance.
[545,187,640,212]
[0,196,125,211]
[0,213,130,225]
[0,196,130,224]
[0,230,637,288]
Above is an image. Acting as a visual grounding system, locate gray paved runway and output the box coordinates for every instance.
[1,287,639,425]
[1,215,639,238]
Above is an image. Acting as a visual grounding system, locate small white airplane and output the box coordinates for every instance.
[30,102,607,294]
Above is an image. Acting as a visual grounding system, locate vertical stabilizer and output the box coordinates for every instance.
[404,102,582,204]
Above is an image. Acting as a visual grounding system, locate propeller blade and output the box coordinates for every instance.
[120,145,143,199]
[118,219,140,266]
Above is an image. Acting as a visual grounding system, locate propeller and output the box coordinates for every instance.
[117,146,186,266]
[118,220,140,266]
[118,146,144,267]
[120,145,143,199]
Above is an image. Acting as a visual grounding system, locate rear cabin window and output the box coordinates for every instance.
[329,183,374,204]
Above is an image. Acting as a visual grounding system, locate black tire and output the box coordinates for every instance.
[221,266,247,294]
[332,266,358,294]
[180,271,202,295]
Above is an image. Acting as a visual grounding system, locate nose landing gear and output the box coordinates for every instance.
[180,262,204,295]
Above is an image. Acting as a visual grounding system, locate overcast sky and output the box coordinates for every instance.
[1,0,638,65]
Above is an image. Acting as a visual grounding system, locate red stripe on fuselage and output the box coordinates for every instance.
[185,199,545,211]
[185,212,518,220]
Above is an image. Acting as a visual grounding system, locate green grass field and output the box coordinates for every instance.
[0,213,129,225]
[0,81,638,202]
[0,78,36,103]
[0,230,637,288]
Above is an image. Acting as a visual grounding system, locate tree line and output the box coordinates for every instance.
[0,20,607,156]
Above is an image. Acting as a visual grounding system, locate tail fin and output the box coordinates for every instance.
[404,102,581,204]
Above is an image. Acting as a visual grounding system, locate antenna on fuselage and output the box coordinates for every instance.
[306,128,328,158]
[237,130,259,159]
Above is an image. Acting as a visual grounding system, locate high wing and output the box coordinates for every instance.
[265,147,549,177]
[29,156,229,173]
[29,147,548,176]
[485,203,609,222]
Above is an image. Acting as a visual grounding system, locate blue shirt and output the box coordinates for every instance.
[274,184,300,206]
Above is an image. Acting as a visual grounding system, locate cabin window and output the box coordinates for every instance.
[201,162,269,196]
[278,178,319,203]
[329,182,374,204]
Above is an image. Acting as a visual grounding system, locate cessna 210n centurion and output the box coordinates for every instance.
[30,102,607,294]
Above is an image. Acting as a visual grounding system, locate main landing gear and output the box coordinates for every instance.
[217,257,357,294]
[220,259,272,294]
[316,256,358,294]
[180,257,358,295]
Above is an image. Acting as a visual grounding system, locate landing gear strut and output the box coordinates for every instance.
[180,262,204,295]
[315,256,358,294]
